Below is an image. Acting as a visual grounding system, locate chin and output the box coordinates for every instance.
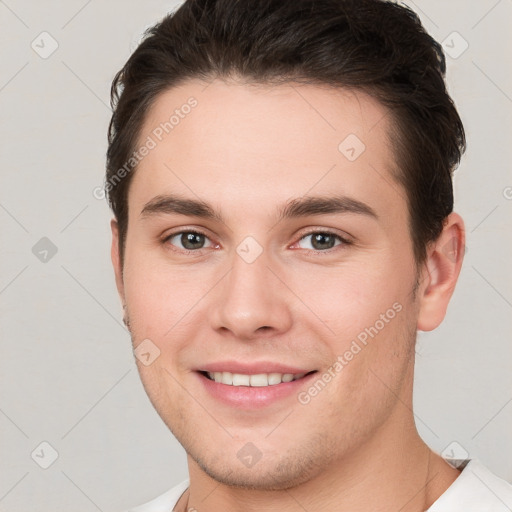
[183,431,339,491]
[196,455,321,491]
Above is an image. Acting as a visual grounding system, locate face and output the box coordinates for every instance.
[112,79,431,489]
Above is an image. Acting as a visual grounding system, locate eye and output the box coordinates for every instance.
[165,231,215,251]
[296,231,346,251]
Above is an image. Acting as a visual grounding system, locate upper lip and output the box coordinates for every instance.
[197,361,315,374]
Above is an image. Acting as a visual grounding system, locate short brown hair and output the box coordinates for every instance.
[106,0,466,264]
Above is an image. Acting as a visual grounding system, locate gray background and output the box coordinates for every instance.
[0,1,511,511]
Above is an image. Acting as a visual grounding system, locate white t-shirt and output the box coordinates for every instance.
[126,459,512,512]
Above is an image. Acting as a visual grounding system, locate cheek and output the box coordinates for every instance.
[288,256,417,406]
[289,256,414,342]
[135,359,192,439]
[122,249,193,334]
[306,299,416,434]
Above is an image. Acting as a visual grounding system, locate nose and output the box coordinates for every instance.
[209,247,293,341]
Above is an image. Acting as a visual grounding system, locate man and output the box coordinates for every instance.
[105,0,512,510]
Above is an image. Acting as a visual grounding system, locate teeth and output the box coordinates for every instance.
[206,371,307,386]
[221,372,232,385]
[250,374,268,387]
[232,373,250,386]
[268,373,283,385]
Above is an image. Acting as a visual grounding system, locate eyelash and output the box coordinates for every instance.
[162,229,351,255]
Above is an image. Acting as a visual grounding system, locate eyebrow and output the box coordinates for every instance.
[139,193,377,222]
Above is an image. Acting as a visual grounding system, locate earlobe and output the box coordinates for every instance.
[417,213,465,332]
[110,219,125,305]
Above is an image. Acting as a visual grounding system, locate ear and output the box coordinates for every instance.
[417,212,465,332]
[110,219,125,305]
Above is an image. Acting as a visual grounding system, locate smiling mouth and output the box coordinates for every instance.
[200,370,317,387]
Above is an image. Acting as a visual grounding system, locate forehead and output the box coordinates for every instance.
[129,79,403,218]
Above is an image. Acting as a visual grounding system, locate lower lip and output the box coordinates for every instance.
[196,371,317,409]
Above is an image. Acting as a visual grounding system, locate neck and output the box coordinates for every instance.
[179,414,460,512]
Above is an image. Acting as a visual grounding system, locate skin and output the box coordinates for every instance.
[111,79,465,512]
